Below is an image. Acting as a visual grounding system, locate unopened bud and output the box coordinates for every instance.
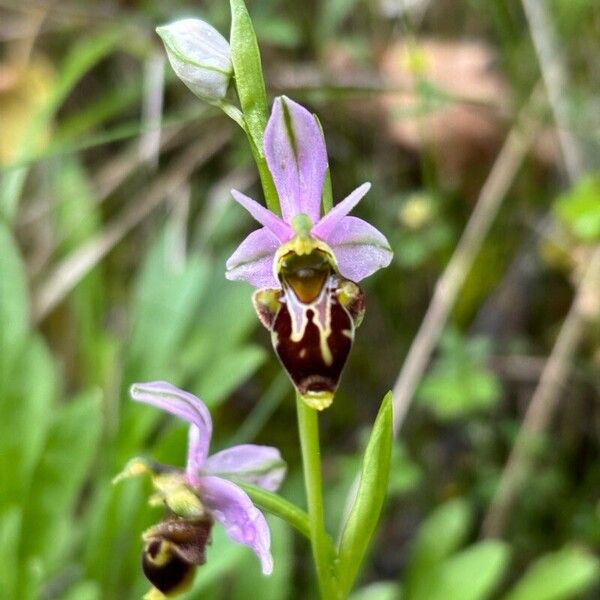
[156,19,232,101]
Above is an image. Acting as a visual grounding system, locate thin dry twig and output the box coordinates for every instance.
[391,88,543,435]
[32,128,231,323]
[482,247,600,536]
[139,52,165,170]
[521,0,586,180]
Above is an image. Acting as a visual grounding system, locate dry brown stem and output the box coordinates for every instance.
[32,128,231,323]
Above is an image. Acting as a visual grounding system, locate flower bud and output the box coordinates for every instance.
[156,19,232,101]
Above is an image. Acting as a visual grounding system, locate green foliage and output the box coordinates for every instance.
[554,175,600,242]
[0,508,21,599]
[338,393,393,595]
[418,331,502,421]
[0,222,29,378]
[405,501,509,600]
[350,581,401,600]
[20,390,102,571]
[503,546,600,600]
[411,541,509,600]
[405,498,472,595]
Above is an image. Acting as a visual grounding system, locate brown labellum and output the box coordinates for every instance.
[253,248,365,410]
[142,516,213,596]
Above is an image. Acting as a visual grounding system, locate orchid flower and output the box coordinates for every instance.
[225,96,393,409]
[116,381,286,597]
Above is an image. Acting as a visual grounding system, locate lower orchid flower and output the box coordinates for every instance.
[226,96,393,410]
[114,381,286,598]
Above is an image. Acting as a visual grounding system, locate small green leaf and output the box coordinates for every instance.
[503,546,600,600]
[229,0,269,152]
[337,393,393,595]
[555,175,600,242]
[405,499,472,596]
[410,541,510,600]
[350,581,402,600]
[418,331,501,421]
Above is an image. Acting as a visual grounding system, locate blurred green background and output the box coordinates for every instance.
[1,0,600,598]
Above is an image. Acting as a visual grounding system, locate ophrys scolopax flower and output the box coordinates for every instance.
[226,96,393,409]
[115,381,286,598]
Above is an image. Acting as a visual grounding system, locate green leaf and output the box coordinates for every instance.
[126,225,209,380]
[62,581,102,600]
[418,331,501,421]
[0,507,21,599]
[0,222,29,380]
[350,582,402,600]
[120,224,209,457]
[20,389,103,570]
[405,499,472,597]
[337,393,393,595]
[410,541,510,600]
[555,175,600,242]
[229,0,269,152]
[503,546,600,600]
[0,336,56,508]
[193,345,265,408]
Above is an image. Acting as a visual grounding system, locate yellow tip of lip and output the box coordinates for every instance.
[301,391,334,411]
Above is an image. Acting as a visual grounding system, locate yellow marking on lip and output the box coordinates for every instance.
[301,390,334,411]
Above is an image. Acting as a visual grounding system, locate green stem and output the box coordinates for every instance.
[215,100,280,215]
[239,483,311,540]
[244,124,280,214]
[296,395,339,599]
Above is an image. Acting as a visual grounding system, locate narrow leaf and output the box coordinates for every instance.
[20,389,103,569]
[503,546,600,600]
[405,498,472,597]
[338,392,393,595]
[229,0,269,152]
[0,222,29,380]
[410,540,510,600]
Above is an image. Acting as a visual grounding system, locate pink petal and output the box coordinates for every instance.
[264,96,328,224]
[231,190,292,242]
[199,475,273,574]
[311,182,371,241]
[327,216,393,281]
[225,227,280,288]
[129,381,212,474]
[204,445,286,492]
